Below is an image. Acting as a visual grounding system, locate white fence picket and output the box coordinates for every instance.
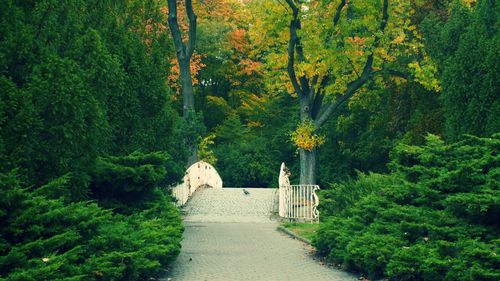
[278,184,320,222]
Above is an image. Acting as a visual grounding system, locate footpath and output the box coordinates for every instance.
[165,187,356,281]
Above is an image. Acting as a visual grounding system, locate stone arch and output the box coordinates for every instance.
[184,161,223,195]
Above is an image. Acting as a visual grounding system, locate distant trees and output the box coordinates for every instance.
[422,0,500,140]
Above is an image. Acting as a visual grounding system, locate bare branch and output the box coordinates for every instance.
[333,0,347,26]
[167,0,186,59]
[185,0,197,57]
[285,0,304,95]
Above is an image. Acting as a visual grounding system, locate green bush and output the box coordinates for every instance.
[0,171,182,281]
[90,151,170,212]
[314,134,500,280]
[319,172,398,217]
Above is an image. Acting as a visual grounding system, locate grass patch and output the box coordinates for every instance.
[282,222,320,241]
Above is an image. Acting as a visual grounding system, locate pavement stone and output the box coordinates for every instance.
[164,187,356,281]
[181,188,278,223]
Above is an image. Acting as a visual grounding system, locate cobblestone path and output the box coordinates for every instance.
[165,188,356,281]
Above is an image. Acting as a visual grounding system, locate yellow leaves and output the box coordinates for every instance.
[376,47,396,62]
[290,119,325,151]
[408,57,441,92]
[462,0,477,8]
[247,121,264,128]
[198,133,217,166]
[392,32,406,45]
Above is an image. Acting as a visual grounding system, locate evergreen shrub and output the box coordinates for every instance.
[315,134,500,280]
[0,162,183,280]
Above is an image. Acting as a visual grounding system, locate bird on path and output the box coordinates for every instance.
[243,189,250,195]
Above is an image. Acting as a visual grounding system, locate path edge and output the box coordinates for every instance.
[277,225,312,245]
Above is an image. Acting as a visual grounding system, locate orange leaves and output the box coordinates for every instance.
[229,28,262,76]
[239,59,262,76]
[347,36,368,57]
[226,25,263,80]
[230,28,247,53]
[168,53,206,91]
[190,53,206,83]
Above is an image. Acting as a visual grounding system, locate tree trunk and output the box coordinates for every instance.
[179,55,198,167]
[167,0,198,167]
[299,92,317,184]
[299,148,317,185]
[179,59,194,119]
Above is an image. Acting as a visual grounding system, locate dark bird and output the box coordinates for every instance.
[243,189,250,195]
[189,258,192,262]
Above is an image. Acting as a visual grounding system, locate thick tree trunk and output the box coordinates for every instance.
[299,148,317,185]
[167,0,198,167]
[179,59,198,166]
[299,94,317,184]
[179,59,195,119]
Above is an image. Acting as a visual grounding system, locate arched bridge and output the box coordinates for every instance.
[166,163,352,280]
[170,161,319,223]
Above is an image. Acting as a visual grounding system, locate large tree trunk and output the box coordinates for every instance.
[299,93,317,184]
[299,148,317,185]
[179,60,195,119]
[179,59,197,166]
[167,0,198,167]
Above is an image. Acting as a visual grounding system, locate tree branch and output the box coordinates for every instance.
[185,0,197,57]
[285,0,304,95]
[310,75,329,119]
[167,0,186,59]
[333,0,347,26]
[315,0,389,128]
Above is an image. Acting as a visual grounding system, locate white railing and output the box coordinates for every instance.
[279,184,320,222]
[169,161,223,207]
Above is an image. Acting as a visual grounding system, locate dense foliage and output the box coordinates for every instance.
[1,1,185,280]
[421,0,499,140]
[315,134,500,280]
[0,0,186,187]
[0,171,182,281]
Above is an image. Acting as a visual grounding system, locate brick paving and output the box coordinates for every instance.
[164,188,356,281]
[181,188,278,223]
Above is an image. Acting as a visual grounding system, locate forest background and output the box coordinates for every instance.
[0,0,498,280]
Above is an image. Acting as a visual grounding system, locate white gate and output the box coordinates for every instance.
[279,184,320,222]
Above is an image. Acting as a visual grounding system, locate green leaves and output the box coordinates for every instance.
[0,2,186,280]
